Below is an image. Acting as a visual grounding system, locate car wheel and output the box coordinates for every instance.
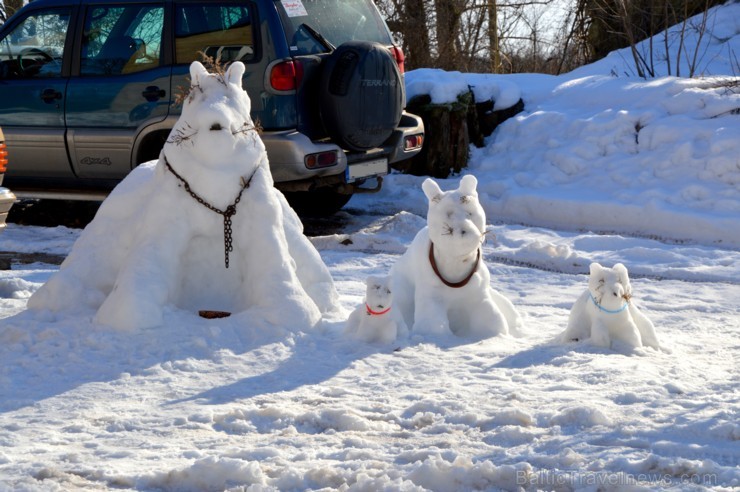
[283,189,353,217]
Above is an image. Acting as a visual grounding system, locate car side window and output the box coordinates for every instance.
[175,3,255,65]
[0,9,71,79]
[80,4,164,76]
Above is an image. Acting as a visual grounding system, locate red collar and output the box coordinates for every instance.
[366,303,391,316]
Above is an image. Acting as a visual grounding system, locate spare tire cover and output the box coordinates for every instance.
[320,41,405,151]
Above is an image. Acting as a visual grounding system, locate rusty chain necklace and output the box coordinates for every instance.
[164,154,256,268]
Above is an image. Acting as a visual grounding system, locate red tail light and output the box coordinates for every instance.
[0,143,7,173]
[390,46,405,74]
[404,133,424,151]
[269,60,304,92]
[305,150,338,169]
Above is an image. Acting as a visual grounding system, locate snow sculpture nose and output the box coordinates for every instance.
[457,219,480,240]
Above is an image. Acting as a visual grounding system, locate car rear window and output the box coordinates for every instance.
[276,0,392,55]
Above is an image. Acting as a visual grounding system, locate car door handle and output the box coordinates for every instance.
[142,86,166,102]
[41,88,63,103]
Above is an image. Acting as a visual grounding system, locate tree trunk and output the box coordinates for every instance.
[403,0,431,70]
[398,91,524,178]
[3,0,24,21]
[401,93,471,178]
[488,0,501,73]
[435,0,461,70]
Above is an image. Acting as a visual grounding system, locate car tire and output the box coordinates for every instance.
[319,41,404,151]
[284,189,353,217]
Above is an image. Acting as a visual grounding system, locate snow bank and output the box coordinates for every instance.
[392,2,740,249]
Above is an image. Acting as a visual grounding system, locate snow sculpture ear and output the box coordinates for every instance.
[422,178,443,203]
[226,61,245,88]
[589,262,603,278]
[613,263,631,292]
[459,174,478,196]
[588,262,606,290]
[589,262,606,291]
[189,61,209,87]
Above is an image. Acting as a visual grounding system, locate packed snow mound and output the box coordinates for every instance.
[406,68,522,110]
[391,175,522,339]
[27,61,339,331]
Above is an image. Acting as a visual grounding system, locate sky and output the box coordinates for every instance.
[0,2,738,491]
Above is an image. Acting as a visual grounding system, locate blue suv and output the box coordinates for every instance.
[0,0,424,214]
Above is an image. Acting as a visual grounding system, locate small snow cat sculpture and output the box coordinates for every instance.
[558,262,660,350]
[344,275,403,344]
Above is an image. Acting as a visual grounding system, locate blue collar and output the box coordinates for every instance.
[590,293,629,314]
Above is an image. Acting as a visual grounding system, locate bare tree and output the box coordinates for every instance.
[555,1,592,74]
[381,0,433,70]
[1,0,23,23]
[379,0,562,73]
[435,0,466,70]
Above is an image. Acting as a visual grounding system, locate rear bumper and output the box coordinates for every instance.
[0,186,17,231]
[264,111,424,192]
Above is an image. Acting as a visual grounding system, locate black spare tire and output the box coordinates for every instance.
[320,41,404,151]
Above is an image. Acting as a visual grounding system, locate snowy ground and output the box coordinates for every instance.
[0,2,739,490]
[0,214,738,491]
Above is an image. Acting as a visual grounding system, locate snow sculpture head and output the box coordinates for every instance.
[364,275,393,314]
[27,61,339,332]
[588,262,632,312]
[422,174,486,257]
[166,61,262,170]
